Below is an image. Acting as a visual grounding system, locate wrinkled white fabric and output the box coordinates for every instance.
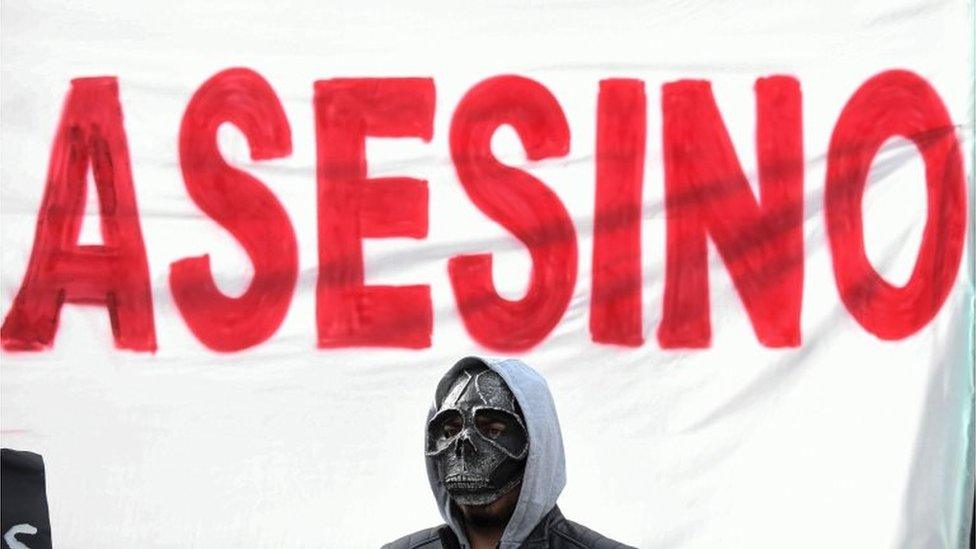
[1,1,973,547]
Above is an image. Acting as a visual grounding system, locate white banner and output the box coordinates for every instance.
[1,1,973,547]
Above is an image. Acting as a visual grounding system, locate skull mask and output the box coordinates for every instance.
[426,365,529,506]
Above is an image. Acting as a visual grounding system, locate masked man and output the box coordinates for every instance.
[383,356,634,549]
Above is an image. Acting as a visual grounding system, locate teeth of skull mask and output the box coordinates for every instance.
[426,366,528,506]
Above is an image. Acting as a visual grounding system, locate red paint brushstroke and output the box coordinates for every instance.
[1,77,156,351]
[314,78,434,348]
[591,79,647,346]
[658,76,804,348]
[5,70,967,354]
[448,75,576,351]
[170,68,296,352]
[825,69,966,340]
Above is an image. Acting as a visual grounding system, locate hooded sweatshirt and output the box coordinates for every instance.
[424,356,567,549]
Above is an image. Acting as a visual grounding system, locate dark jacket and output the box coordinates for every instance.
[381,505,635,549]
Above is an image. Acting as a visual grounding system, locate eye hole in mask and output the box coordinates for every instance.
[426,409,463,454]
[473,407,527,458]
[443,417,463,438]
[475,414,506,439]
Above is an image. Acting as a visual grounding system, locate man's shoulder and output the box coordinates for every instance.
[380,525,449,549]
[546,509,637,549]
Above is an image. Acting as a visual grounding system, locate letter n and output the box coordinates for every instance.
[658,77,803,348]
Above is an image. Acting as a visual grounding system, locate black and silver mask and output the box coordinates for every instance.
[426,365,528,506]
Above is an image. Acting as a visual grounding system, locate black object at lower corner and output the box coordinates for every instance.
[1,449,53,549]
[970,487,974,549]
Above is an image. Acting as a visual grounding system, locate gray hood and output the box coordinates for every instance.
[425,356,566,549]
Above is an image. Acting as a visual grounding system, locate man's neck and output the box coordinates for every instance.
[464,521,505,549]
[456,484,522,549]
